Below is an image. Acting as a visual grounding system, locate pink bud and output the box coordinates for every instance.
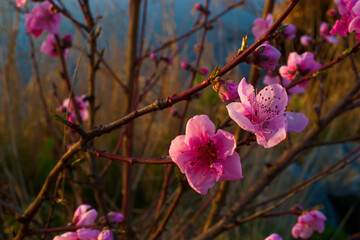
[169,108,180,117]
[107,211,124,224]
[250,44,281,70]
[328,9,337,17]
[213,80,239,102]
[300,35,314,46]
[283,24,296,40]
[98,229,114,240]
[150,52,159,60]
[180,61,190,70]
[200,66,209,75]
[194,3,202,10]
[265,233,283,240]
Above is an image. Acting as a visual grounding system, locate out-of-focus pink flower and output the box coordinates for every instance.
[330,0,360,41]
[98,229,114,240]
[59,95,89,123]
[283,24,296,40]
[279,52,321,87]
[328,9,337,17]
[300,35,314,46]
[199,66,209,75]
[54,232,78,240]
[320,22,340,44]
[194,2,209,15]
[194,3,202,10]
[150,52,159,61]
[107,211,124,224]
[25,1,61,38]
[252,13,273,40]
[77,228,101,239]
[292,210,327,239]
[180,61,191,70]
[226,78,308,148]
[249,44,281,70]
[265,233,283,240]
[16,0,27,7]
[169,115,243,194]
[40,34,72,59]
[213,80,239,102]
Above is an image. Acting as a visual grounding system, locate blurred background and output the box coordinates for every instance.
[0,0,360,239]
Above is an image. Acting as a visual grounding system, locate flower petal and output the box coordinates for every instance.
[54,232,78,240]
[256,117,287,148]
[76,228,100,240]
[238,78,256,108]
[185,164,215,194]
[185,115,215,145]
[217,152,243,181]
[210,129,236,158]
[76,209,98,226]
[169,135,190,173]
[285,112,308,133]
[226,102,256,133]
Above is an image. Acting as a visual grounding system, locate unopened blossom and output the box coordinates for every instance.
[40,34,72,59]
[292,210,327,239]
[328,9,337,17]
[25,1,61,38]
[252,13,273,40]
[54,204,100,240]
[248,44,281,70]
[194,2,209,15]
[330,0,360,41]
[265,233,283,240]
[150,52,159,61]
[213,80,239,102]
[300,35,314,46]
[279,52,321,87]
[59,95,89,123]
[180,61,191,70]
[107,211,124,224]
[169,115,243,194]
[98,229,114,240]
[226,78,308,148]
[283,24,296,40]
[320,22,340,44]
[169,108,180,117]
[199,66,209,75]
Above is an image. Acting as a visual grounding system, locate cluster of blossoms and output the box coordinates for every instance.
[58,95,89,123]
[264,209,326,240]
[331,0,360,41]
[54,204,124,240]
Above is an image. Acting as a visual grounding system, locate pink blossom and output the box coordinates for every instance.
[283,24,296,40]
[213,80,240,102]
[320,22,340,44]
[16,0,27,7]
[25,1,61,38]
[263,73,306,98]
[97,229,114,240]
[300,35,314,46]
[73,204,98,226]
[169,115,243,194]
[54,232,78,240]
[226,78,308,148]
[40,34,72,59]
[249,44,281,70]
[252,14,273,40]
[200,66,209,75]
[180,61,190,70]
[194,3,202,10]
[292,210,327,239]
[59,95,89,123]
[265,233,283,240]
[330,0,360,41]
[107,211,124,224]
[279,52,321,87]
[77,228,101,240]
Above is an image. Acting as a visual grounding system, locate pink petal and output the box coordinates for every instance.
[54,232,78,240]
[238,77,256,108]
[217,152,243,181]
[285,112,308,133]
[73,204,91,222]
[279,66,294,80]
[210,129,236,158]
[310,210,327,221]
[287,52,301,68]
[312,219,325,233]
[184,163,215,194]
[292,222,304,239]
[352,1,360,15]
[76,228,100,240]
[107,211,124,224]
[184,115,215,145]
[97,229,114,240]
[330,20,348,37]
[256,84,288,118]
[212,162,224,182]
[169,135,191,173]
[76,209,98,226]
[349,16,360,33]
[299,225,314,239]
[299,213,314,223]
[263,74,281,85]
[226,102,256,133]
[255,118,287,148]
[265,233,283,240]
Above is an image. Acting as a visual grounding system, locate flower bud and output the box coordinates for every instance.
[199,66,209,75]
[169,108,180,118]
[213,80,239,102]
[300,35,314,46]
[180,61,191,70]
[107,211,124,224]
[328,9,337,17]
[248,44,281,70]
[283,24,296,40]
[194,3,210,15]
[150,52,159,61]
[98,229,114,240]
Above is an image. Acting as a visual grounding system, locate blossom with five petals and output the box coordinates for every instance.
[226,78,308,148]
[169,115,243,194]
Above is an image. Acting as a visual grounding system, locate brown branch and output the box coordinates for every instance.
[28,224,103,235]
